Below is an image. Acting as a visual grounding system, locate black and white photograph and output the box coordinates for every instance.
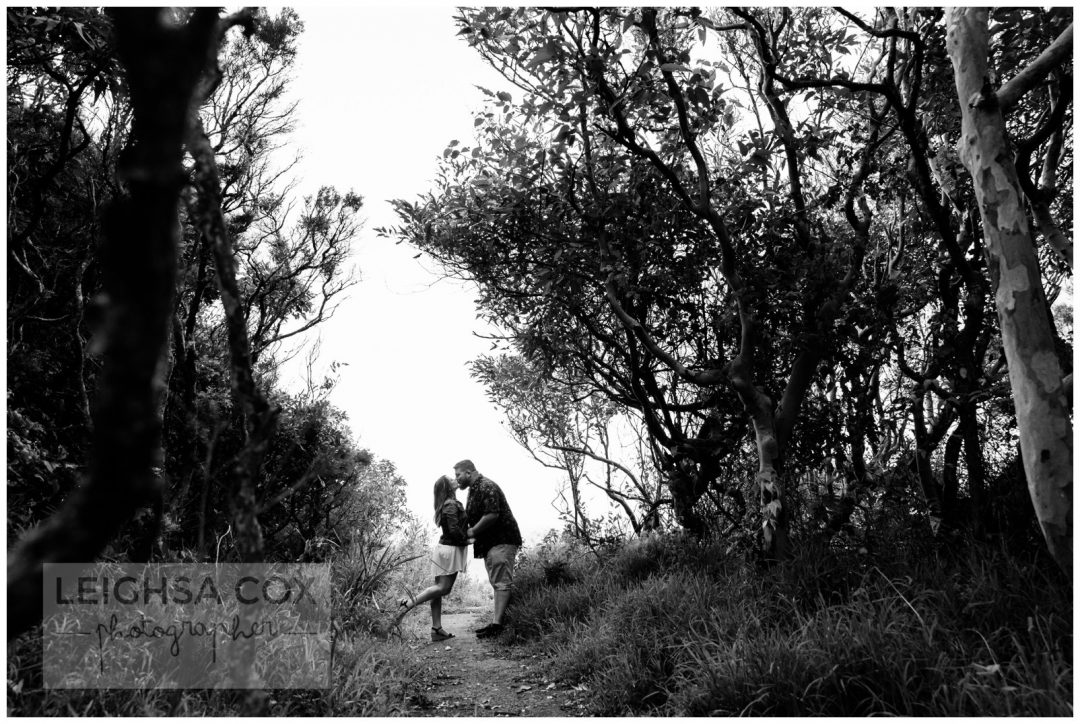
[6,5,1073,716]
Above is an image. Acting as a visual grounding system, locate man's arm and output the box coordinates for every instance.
[467,513,499,538]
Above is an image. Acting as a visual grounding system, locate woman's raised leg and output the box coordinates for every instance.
[396,572,458,624]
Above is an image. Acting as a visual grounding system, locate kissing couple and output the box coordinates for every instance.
[395,459,522,640]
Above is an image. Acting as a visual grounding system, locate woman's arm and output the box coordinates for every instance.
[441,502,469,542]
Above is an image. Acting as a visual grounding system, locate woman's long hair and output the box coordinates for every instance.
[433,475,455,526]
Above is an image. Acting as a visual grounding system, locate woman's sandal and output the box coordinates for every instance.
[392,595,412,625]
[431,627,455,642]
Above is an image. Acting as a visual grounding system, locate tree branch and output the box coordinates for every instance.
[997,23,1073,112]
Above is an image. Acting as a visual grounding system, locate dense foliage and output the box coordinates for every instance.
[7,7,382,563]
[6,6,1073,718]
[384,7,1073,565]
[502,530,1071,716]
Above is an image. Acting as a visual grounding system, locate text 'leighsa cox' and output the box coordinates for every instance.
[55,573,317,606]
[42,563,330,689]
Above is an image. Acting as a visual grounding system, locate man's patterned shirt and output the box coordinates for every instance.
[465,475,522,558]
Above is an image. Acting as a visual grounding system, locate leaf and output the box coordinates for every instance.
[92,77,109,103]
[72,21,93,48]
[527,42,557,69]
[660,63,691,73]
[497,91,512,103]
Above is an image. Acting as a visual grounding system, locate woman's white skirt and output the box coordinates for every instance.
[431,544,469,577]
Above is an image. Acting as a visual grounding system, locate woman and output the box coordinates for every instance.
[395,475,469,641]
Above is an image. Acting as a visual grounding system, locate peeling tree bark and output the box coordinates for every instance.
[946,8,1072,576]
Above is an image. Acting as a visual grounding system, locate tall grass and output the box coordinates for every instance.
[9,533,1070,716]
[8,631,420,716]
[7,540,426,716]
[7,532,500,716]
[502,533,1072,716]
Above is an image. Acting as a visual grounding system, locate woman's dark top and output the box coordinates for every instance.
[438,499,468,546]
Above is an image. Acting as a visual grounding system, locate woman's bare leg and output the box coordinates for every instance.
[430,595,442,630]
[397,573,457,626]
[430,573,456,630]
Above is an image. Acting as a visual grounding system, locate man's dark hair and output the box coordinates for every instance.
[454,459,476,473]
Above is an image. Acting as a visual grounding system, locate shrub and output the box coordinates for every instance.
[8,622,421,716]
[500,530,1072,717]
[332,538,423,639]
[553,572,721,713]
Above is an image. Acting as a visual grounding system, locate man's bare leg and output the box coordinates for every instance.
[492,589,510,625]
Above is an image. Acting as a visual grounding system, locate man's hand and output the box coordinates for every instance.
[469,513,499,539]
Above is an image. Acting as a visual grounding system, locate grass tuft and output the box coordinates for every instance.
[502,532,1072,716]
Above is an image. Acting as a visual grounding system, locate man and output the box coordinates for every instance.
[455,459,522,639]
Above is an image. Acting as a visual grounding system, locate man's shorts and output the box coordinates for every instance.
[484,544,518,591]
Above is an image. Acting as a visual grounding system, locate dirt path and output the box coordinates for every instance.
[396,607,588,717]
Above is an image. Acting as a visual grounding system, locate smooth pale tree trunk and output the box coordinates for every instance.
[946,8,1072,575]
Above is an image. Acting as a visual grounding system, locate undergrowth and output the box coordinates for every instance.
[7,540,428,716]
[502,532,1072,716]
[8,533,1071,716]
[7,630,419,716]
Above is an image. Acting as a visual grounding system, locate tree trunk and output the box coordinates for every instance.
[567,468,589,541]
[910,386,944,523]
[130,330,175,562]
[731,358,788,558]
[946,8,1072,575]
[6,8,221,640]
[187,112,277,564]
[959,402,987,534]
[166,236,212,532]
[942,427,963,529]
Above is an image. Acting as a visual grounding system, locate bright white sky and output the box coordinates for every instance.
[281,6,566,545]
